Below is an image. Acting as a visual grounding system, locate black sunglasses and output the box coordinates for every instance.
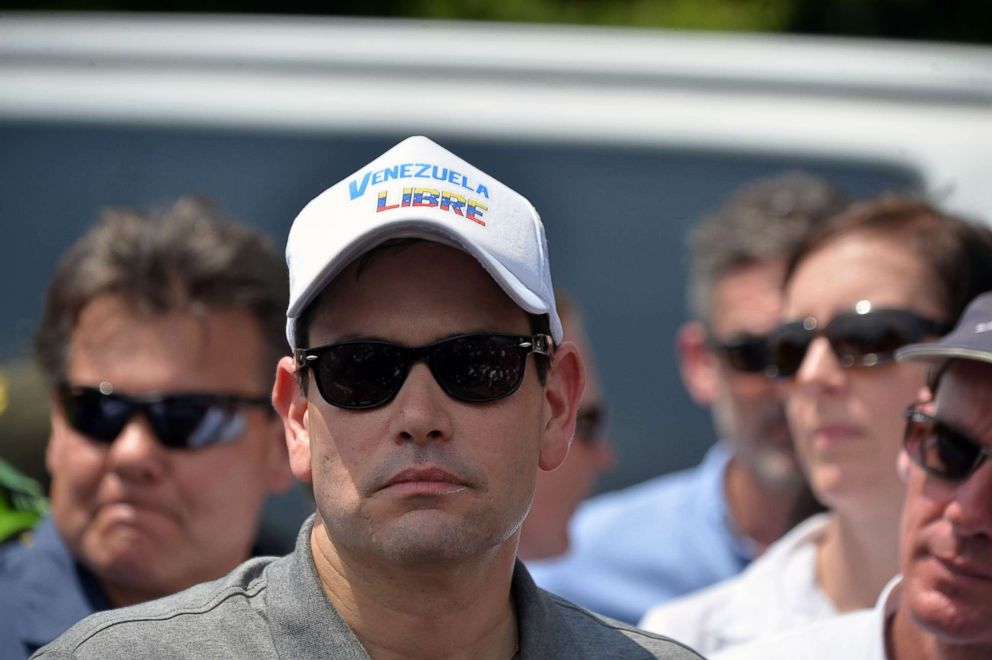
[575,403,609,446]
[57,382,271,450]
[709,334,773,374]
[295,333,552,410]
[769,306,951,378]
[903,406,992,483]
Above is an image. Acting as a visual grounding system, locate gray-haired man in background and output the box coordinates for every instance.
[530,173,847,624]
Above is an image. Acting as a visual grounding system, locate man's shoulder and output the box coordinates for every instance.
[0,517,72,602]
[573,454,722,534]
[638,565,744,644]
[525,445,743,624]
[541,589,704,659]
[639,513,834,653]
[32,556,280,659]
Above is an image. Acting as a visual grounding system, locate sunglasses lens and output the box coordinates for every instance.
[312,343,408,409]
[905,411,982,482]
[719,337,771,373]
[59,387,132,443]
[828,310,921,366]
[769,323,812,377]
[431,335,528,402]
[147,398,245,449]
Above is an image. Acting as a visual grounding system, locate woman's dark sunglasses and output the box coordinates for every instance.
[903,406,992,483]
[56,383,271,450]
[295,333,552,410]
[768,307,951,378]
[708,334,773,374]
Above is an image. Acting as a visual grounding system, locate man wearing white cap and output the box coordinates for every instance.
[714,290,992,660]
[34,137,702,659]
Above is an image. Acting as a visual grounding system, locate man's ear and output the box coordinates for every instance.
[676,321,718,406]
[272,356,313,484]
[262,411,295,495]
[45,390,67,475]
[538,340,585,472]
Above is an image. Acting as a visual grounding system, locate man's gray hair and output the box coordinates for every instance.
[686,171,850,323]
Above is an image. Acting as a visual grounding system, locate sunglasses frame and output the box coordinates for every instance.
[56,382,272,450]
[768,305,951,379]
[295,333,552,410]
[902,405,992,483]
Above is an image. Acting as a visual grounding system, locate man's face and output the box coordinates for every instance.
[289,242,573,568]
[900,359,992,648]
[706,259,799,488]
[47,295,289,604]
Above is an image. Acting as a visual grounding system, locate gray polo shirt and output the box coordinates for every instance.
[32,517,702,659]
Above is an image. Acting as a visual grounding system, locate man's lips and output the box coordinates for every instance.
[380,467,469,495]
[97,495,179,525]
[930,555,992,583]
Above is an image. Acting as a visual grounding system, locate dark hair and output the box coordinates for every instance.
[293,238,551,393]
[687,171,851,322]
[785,196,992,325]
[35,197,288,387]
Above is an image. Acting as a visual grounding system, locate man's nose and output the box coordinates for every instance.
[388,363,454,446]
[105,414,169,483]
[945,459,992,539]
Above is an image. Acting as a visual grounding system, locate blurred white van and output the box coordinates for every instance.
[2,13,990,490]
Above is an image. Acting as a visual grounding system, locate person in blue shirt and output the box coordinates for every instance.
[527,172,846,624]
[0,199,298,659]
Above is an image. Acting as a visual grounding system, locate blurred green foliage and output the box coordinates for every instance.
[0,0,989,43]
[0,360,51,491]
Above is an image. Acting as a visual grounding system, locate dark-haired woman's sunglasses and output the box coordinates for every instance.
[768,307,951,378]
[295,334,552,410]
[903,406,992,483]
[57,383,271,449]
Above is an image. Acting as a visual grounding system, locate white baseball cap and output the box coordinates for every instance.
[285,136,562,348]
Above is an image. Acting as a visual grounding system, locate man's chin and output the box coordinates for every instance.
[375,516,502,566]
[752,453,804,490]
[82,524,176,576]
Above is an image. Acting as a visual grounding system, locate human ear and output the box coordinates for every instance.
[45,390,69,475]
[538,340,585,472]
[677,321,718,406]
[272,356,313,483]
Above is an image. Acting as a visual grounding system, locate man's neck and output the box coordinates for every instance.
[309,523,519,660]
[724,458,803,553]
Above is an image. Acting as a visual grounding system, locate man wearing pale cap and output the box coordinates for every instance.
[714,290,992,660]
[35,136,701,659]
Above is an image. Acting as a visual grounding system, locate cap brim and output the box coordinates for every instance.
[896,344,992,365]
[285,216,561,348]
